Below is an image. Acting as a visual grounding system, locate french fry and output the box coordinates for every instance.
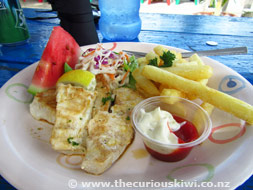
[189,53,204,65]
[197,79,209,86]
[154,45,182,60]
[186,93,197,101]
[163,101,187,118]
[135,84,150,98]
[142,65,253,124]
[153,45,168,56]
[193,102,215,133]
[186,79,209,100]
[163,65,213,80]
[178,59,188,63]
[173,61,199,67]
[160,88,186,104]
[173,59,186,65]
[132,67,160,97]
[200,102,215,116]
[154,45,183,66]
[137,57,148,67]
[159,83,170,92]
[170,50,182,60]
[145,51,161,66]
[159,84,194,100]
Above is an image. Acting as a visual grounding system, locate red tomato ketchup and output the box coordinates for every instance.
[144,115,199,162]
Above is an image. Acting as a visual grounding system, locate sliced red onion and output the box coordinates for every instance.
[102,58,108,65]
[117,61,123,65]
[94,62,99,69]
[94,55,100,62]
[109,52,119,59]
[103,50,109,54]
[82,48,95,56]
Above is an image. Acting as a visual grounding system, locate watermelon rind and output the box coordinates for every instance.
[27,84,46,96]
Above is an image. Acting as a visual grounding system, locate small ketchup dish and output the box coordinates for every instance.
[131,96,212,162]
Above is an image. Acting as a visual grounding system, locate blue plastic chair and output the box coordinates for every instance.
[176,0,199,5]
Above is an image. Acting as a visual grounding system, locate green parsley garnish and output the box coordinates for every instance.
[123,55,138,72]
[122,55,138,89]
[126,116,130,120]
[67,137,73,143]
[102,94,114,105]
[67,137,79,146]
[123,73,136,89]
[71,141,79,146]
[148,57,158,67]
[148,51,175,67]
[159,51,175,67]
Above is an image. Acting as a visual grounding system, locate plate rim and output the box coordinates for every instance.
[0,42,252,190]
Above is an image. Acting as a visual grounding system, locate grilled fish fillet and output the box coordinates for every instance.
[113,87,144,105]
[81,111,134,175]
[111,87,144,116]
[92,81,112,116]
[29,88,56,125]
[50,84,97,154]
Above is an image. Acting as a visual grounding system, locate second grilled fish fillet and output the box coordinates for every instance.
[81,111,134,175]
[50,84,97,154]
[113,87,144,105]
[29,88,56,125]
[111,87,144,116]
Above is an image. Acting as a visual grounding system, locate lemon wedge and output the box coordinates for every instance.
[57,70,96,91]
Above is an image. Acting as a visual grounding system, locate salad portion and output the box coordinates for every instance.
[76,44,138,90]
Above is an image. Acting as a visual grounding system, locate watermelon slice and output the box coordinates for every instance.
[28,26,80,95]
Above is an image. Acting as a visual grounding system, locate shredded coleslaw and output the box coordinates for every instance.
[75,44,137,90]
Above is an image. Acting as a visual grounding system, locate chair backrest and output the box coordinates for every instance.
[222,0,246,16]
[204,0,250,16]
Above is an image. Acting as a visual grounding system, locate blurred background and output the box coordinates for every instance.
[20,0,253,17]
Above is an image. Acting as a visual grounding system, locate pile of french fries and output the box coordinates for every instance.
[132,45,253,125]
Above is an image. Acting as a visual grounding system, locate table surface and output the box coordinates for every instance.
[0,8,252,190]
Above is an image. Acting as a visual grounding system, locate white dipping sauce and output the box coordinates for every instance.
[138,107,181,144]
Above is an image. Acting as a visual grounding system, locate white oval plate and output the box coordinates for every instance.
[0,42,252,190]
